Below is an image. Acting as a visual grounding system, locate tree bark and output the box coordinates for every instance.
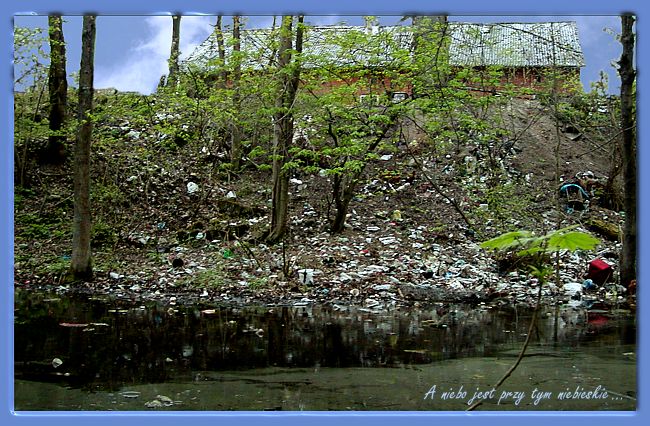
[167,15,181,87]
[331,175,356,233]
[215,15,227,87]
[328,115,395,233]
[230,15,243,170]
[70,15,96,281]
[46,15,68,164]
[618,14,637,288]
[267,16,303,244]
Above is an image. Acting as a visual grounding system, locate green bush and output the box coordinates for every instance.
[91,220,118,248]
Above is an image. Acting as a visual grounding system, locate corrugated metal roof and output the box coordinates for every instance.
[184,21,584,71]
[184,25,413,70]
[448,22,585,67]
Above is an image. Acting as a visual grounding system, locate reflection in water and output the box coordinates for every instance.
[14,290,636,410]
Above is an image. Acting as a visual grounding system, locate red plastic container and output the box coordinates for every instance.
[586,259,613,285]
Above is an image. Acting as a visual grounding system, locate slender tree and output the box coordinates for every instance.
[46,14,68,164]
[167,14,181,87]
[230,15,243,170]
[618,14,636,288]
[267,15,303,243]
[214,15,227,87]
[70,15,96,281]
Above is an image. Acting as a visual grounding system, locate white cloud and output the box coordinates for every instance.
[94,16,214,94]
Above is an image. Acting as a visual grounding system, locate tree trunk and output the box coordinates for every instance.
[329,118,395,233]
[230,15,243,170]
[331,175,356,233]
[46,15,68,164]
[618,14,637,289]
[167,15,181,87]
[215,15,227,87]
[267,15,304,244]
[70,15,96,281]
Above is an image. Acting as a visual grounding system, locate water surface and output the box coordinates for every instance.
[14,290,636,411]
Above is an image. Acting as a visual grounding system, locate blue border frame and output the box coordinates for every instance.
[2,0,646,425]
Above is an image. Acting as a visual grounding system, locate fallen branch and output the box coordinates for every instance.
[466,281,543,411]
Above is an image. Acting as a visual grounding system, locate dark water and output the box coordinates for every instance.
[14,290,636,411]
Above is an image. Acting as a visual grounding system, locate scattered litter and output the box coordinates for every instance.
[121,391,141,399]
[187,182,199,194]
[145,394,175,408]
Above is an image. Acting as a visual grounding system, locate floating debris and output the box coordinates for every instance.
[121,391,141,399]
[59,322,89,328]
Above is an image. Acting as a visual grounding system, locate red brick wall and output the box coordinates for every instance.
[305,66,580,100]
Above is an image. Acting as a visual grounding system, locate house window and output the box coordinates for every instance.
[391,92,408,103]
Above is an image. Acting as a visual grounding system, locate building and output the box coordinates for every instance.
[184,20,585,98]
[448,22,585,93]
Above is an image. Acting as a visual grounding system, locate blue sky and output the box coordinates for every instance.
[13,14,623,95]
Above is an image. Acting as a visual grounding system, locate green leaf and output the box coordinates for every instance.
[480,230,535,251]
[546,231,600,252]
[517,246,544,257]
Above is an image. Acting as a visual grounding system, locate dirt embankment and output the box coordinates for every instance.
[14,97,631,311]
